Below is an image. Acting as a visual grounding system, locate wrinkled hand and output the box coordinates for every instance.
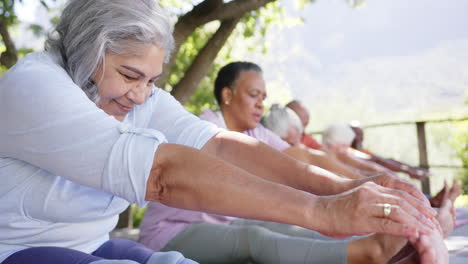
[356,172,432,209]
[410,220,448,264]
[316,181,436,238]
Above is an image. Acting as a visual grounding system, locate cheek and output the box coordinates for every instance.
[241,96,256,108]
[99,79,129,99]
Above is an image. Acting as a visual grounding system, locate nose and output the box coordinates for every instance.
[127,82,150,105]
[255,96,264,110]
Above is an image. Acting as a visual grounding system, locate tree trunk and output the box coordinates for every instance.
[157,0,275,90]
[171,17,241,104]
[0,19,18,68]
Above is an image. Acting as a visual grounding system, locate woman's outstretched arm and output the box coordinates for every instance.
[202,132,430,204]
[146,142,436,239]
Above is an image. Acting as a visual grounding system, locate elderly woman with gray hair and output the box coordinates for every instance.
[0,0,444,263]
[261,103,304,146]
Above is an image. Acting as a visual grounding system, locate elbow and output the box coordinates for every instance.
[202,131,254,156]
[145,143,172,202]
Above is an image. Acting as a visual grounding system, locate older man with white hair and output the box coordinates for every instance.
[261,104,303,146]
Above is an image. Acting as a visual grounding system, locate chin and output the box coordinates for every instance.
[112,113,126,121]
[247,122,259,130]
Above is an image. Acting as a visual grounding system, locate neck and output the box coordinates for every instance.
[220,108,245,132]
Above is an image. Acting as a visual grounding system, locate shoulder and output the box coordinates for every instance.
[247,124,290,151]
[146,88,182,109]
[0,52,97,132]
[248,123,274,137]
[2,52,69,82]
[1,52,80,101]
[199,109,217,121]
[199,109,225,128]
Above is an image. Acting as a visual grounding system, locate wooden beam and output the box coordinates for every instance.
[416,122,431,194]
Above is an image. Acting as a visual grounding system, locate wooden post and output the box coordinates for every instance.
[416,122,431,195]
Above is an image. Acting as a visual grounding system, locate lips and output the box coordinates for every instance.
[252,113,262,121]
[114,99,133,113]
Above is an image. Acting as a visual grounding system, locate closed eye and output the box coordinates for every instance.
[120,72,138,81]
[124,74,137,81]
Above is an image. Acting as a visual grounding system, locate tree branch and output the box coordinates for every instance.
[170,17,241,104]
[157,0,275,88]
[0,19,18,68]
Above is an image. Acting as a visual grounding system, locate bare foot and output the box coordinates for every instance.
[436,198,455,237]
[430,179,462,208]
[430,181,448,208]
[448,180,462,203]
[350,196,454,264]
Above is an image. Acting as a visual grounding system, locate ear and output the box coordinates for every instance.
[221,87,233,105]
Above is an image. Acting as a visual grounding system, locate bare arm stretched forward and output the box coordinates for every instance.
[146,132,436,239]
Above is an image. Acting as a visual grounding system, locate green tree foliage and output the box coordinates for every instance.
[167,1,290,114]
[1,0,358,111]
[0,0,56,68]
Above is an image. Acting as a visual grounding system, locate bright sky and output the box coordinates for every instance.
[13,0,468,128]
[253,0,468,128]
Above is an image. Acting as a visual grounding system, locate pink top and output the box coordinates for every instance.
[138,109,290,251]
[199,109,290,152]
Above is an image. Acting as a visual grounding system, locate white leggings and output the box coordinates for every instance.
[162,219,354,264]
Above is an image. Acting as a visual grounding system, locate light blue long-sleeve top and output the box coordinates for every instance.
[0,52,222,262]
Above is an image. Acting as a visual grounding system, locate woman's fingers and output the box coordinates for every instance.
[370,173,430,206]
[369,203,433,236]
[373,185,437,229]
[388,177,430,206]
[359,182,435,233]
[320,182,436,238]
[364,217,419,238]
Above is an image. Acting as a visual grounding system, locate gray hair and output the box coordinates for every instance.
[322,123,356,147]
[262,104,304,139]
[45,0,174,102]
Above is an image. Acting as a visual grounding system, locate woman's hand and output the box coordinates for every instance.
[352,172,433,209]
[313,181,436,239]
[409,221,448,264]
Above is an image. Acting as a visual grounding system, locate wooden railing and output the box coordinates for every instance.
[360,117,467,194]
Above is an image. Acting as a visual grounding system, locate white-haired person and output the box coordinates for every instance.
[322,123,393,176]
[286,100,324,150]
[139,62,448,264]
[262,104,386,178]
[261,104,304,146]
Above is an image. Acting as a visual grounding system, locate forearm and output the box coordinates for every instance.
[202,132,352,195]
[370,156,422,177]
[146,143,319,228]
[285,145,364,180]
[337,152,389,174]
[146,144,437,240]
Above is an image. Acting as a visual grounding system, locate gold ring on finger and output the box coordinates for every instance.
[383,203,392,218]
